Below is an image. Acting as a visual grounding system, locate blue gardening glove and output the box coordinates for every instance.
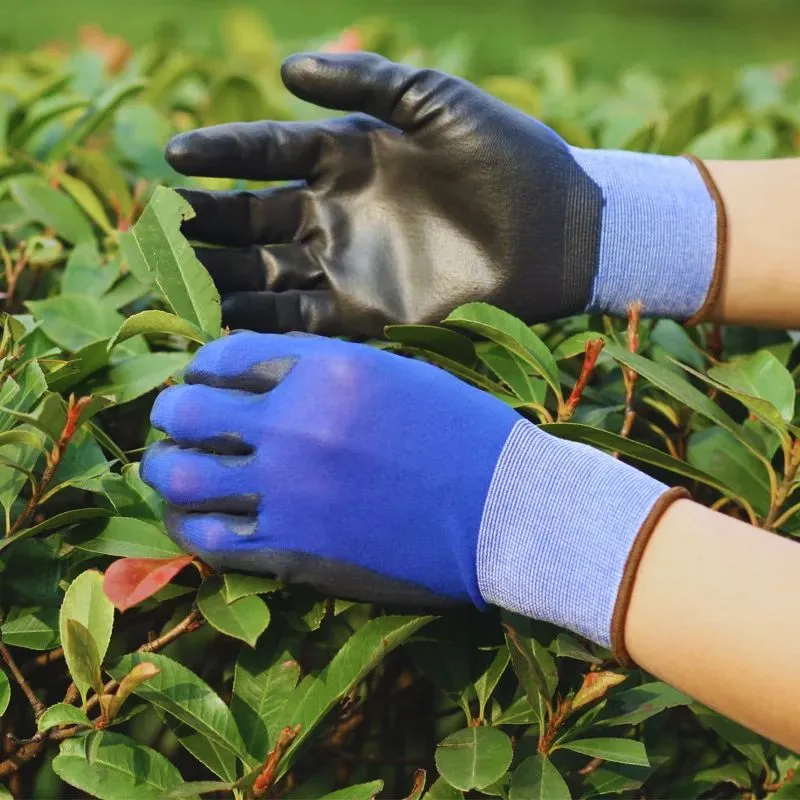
[141,332,686,658]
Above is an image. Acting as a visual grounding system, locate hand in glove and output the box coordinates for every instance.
[165,52,725,337]
[141,332,685,661]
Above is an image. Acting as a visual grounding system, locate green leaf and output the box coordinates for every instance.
[691,704,768,767]
[197,575,271,647]
[108,652,250,765]
[62,241,119,297]
[72,147,134,220]
[1,508,113,554]
[165,782,233,799]
[48,77,147,159]
[443,303,561,400]
[474,646,510,722]
[59,570,114,703]
[232,632,301,763]
[108,310,207,350]
[424,777,464,799]
[559,738,649,767]
[579,761,657,798]
[552,633,602,664]
[223,574,280,602]
[26,295,146,355]
[503,618,557,724]
[542,422,738,499]
[598,682,691,727]
[709,350,795,423]
[53,731,184,800]
[63,619,104,701]
[1,607,60,649]
[164,782,233,799]
[603,342,755,447]
[509,755,570,800]
[552,332,607,361]
[88,352,191,405]
[491,695,539,726]
[435,727,513,791]
[0,668,9,716]
[104,274,151,310]
[319,781,385,800]
[163,716,238,783]
[687,427,771,516]
[122,187,221,338]
[46,340,112,393]
[67,517,181,559]
[10,96,88,147]
[37,703,91,733]
[9,176,94,245]
[277,616,432,776]
[477,345,547,404]
[384,324,476,365]
[658,91,710,154]
[57,173,115,235]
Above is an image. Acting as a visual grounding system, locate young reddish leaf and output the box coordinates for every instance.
[572,670,627,712]
[103,554,194,612]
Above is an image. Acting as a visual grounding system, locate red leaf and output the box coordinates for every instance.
[103,555,194,612]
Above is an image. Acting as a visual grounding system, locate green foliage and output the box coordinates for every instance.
[0,11,799,800]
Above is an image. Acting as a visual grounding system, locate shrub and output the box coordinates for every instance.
[0,10,798,800]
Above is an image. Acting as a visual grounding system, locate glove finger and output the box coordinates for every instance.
[222,289,340,335]
[178,184,307,246]
[184,331,326,391]
[164,507,458,604]
[150,384,263,452]
[140,441,259,511]
[281,51,446,132]
[163,508,259,570]
[196,245,324,294]
[166,120,329,181]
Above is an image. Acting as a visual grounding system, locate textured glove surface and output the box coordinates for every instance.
[140,332,520,604]
[166,52,605,337]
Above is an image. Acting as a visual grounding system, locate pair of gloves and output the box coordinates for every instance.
[141,52,723,661]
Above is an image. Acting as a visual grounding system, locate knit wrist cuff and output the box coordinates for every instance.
[476,419,684,652]
[570,147,725,322]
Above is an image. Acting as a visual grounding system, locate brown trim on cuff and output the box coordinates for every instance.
[682,154,728,327]
[610,486,691,667]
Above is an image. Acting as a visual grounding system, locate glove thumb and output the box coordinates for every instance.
[281,51,446,132]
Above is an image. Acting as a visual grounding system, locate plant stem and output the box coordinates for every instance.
[0,642,45,719]
[7,395,92,536]
[560,338,605,421]
[764,440,800,530]
[252,724,301,797]
[0,608,205,777]
[618,302,642,444]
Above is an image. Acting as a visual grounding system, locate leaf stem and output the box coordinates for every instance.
[618,302,642,444]
[252,724,302,797]
[7,395,92,536]
[560,338,605,421]
[0,642,46,719]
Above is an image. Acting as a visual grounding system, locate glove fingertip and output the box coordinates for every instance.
[164,132,199,174]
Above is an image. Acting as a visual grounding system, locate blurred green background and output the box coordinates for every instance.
[6,0,800,78]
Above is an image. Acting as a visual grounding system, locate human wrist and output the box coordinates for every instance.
[570,147,725,322]
[475,419,687,658]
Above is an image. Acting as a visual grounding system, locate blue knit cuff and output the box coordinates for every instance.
[476,420,670,648]
[570,148,718,320]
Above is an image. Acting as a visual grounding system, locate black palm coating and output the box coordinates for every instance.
[166,52,604,337]
[163,508,456,606]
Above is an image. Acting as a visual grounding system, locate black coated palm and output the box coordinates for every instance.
[167,52,604,337]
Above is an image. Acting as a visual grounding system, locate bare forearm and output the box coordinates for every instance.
[705,158,800,329]
[625,498,800,752]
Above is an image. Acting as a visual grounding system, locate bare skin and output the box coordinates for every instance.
[706,158,800,329]
[625,499,800,753]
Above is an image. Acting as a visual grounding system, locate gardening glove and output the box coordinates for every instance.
[165,52,725,338]
[140,331,687,661]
